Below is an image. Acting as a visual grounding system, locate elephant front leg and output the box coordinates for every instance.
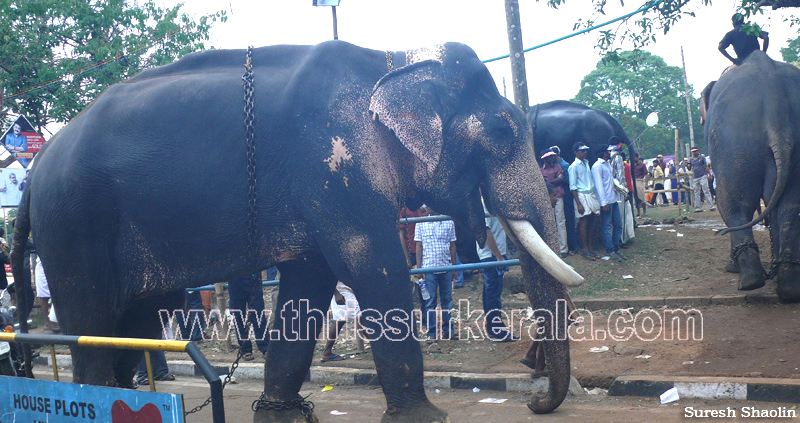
[351,268,447,423]
[254,257,337,423]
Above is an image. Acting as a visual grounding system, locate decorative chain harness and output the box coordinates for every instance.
[243,46,259,274]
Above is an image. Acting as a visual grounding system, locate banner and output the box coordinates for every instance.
[0,168,27,207]
[1,115,45,168]
[0,376,184,423]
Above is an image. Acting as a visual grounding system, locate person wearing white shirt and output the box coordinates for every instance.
[592,146,626,261]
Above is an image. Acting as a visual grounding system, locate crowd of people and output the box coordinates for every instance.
[631,147,716,215]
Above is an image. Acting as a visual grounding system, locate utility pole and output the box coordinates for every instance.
[504,0,529,115]
[681,47,695,149]
[332,6,338,40]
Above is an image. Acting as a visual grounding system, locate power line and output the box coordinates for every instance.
[482,0,663,63]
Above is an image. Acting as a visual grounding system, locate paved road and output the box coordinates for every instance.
[34,370,798,422]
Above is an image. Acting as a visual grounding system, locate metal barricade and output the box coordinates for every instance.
[0,332,225,423]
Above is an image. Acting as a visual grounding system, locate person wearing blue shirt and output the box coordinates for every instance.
[568,143,600,261]
[592,146,626,262]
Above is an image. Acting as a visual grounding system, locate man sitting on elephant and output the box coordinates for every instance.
[719,13,769,66]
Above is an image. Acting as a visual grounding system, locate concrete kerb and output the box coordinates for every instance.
[32,295,784,400]
[33,354,571,394]
[35,353,800,403]
[609,375,800,403]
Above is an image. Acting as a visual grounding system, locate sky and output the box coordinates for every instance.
[156,0,799,106]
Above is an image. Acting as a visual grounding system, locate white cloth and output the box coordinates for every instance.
[621,200,635,243]
[554,197,568,254]
[574,192,601,218]
[476,202,507,260]
[591,158,617,207]
[329,282,360,322]
[34,256,50,298]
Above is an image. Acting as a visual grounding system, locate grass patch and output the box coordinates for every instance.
[570,277,634,298]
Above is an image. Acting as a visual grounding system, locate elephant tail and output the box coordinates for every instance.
[718,107,794,237]
[10,182,34,377]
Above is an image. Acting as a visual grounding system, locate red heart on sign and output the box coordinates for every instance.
[111,400,163,423]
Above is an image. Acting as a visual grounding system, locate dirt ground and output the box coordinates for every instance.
[32,205,800,388]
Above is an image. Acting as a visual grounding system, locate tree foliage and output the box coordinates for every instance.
[781,34,800,64]
[0,0,226,132]
[572,50,702,159]
[543,0,797,54]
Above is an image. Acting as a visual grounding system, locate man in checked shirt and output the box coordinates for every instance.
[415,205,458,343]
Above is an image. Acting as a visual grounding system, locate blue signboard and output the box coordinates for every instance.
[0,376,183,422]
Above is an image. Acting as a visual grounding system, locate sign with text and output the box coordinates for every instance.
[0,376,184,422]
[1,115,45,168]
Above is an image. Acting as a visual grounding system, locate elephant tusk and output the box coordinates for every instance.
[505,219,584,287]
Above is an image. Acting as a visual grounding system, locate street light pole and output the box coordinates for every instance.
[312,0,341,40]
[332,6,338,40]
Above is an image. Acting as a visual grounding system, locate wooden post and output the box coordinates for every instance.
[214,282,232,351]
[504,0,529,114]
[675,129,681,215]
[681,47,696,149]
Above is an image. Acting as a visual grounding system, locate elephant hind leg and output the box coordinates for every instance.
[256,256,338,423]
[65,313,117,386]
[729,229,765,291]
[112,291,184,388]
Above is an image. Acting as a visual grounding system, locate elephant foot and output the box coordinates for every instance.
[725,260,739,273]
[777,264,800,303]
[738,273,766,291]
[380,401,448,423]
[252,395,318,423]
[735,251,765,291]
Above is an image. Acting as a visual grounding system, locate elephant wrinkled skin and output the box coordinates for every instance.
[12,41,581,421]
[701,50,800,301]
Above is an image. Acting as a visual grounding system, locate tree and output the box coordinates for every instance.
[0,0,226,132]
[781,35,800,64]
[572,50,702,158]
[544,0,797,54]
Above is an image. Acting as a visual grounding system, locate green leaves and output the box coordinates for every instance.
[0,0,226,130]
[571,50,702,158]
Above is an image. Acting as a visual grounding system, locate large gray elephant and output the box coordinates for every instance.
[530,100,637,166]
[12,41,583,422]
[701,50,800,301]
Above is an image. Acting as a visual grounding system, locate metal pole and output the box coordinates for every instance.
[49,344,58,381]
[332,6,338,40]
[144,350,156,392]
[681,47,696,148]
[504,0,529,114]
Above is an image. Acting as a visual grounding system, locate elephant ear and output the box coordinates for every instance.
[370,60,452,174]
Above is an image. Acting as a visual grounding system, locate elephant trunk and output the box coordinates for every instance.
[506,226,571,414]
